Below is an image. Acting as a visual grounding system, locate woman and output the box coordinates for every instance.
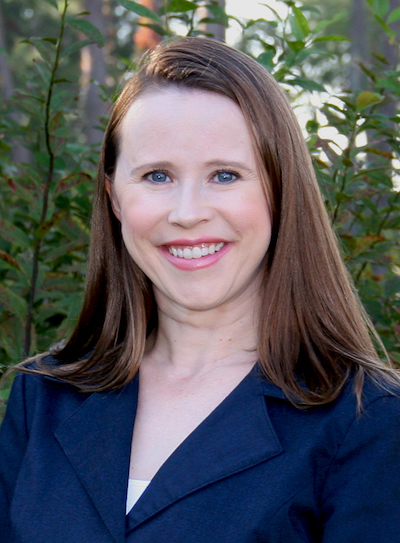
[1,37,400,542]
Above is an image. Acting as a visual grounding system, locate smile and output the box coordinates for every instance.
[168,242,225,259]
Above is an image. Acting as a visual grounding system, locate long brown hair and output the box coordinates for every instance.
[22,37,398,405]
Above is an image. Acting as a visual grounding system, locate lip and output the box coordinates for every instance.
[159,240,231,271]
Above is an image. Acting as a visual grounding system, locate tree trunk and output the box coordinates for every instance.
[0,1,30,163]
[349,0,369,91]
[198,0,226,42]
[81,0,108,146]
[0,2,14,101]
[379,0,400,118]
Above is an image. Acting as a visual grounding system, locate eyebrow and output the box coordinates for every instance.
[129,160,254,177]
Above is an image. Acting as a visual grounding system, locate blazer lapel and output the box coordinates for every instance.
[127,367,284,532]
[54,377,138,543]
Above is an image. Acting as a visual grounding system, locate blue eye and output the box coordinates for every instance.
[214,171,237,183]
[147,171,169,183]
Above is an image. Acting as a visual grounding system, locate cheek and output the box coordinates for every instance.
[232,196,271,237]
[118,195,164,246]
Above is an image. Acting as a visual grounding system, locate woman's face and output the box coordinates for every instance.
[109,88,271,313]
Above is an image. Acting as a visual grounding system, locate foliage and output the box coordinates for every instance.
[0,0,399,404]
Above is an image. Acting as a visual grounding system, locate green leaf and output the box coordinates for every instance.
[43,0,58,8]
[55,172,92,193]
[313,35,350,42]
[356,91,383,110]
[0,285,28,322]
[372,52,390,65]
[42,37,58,45]
[66,18,105,47]
[168,0,197,12]
[116,0,162,23]
[291,6,310,40]
[390,352,400,364]
[377,77,400,94]
[373,0,390,17]
[385,277,400,297]
[0,221,31,250]
[0,317,24,361]
[62,38,91,58]
[0,251,22,271]
[257,50,275,70]
[206,2,229,25]
[312,12,345,33]
[136,22,167,35]
[286,78,325,92]
[53,78,71,84]
[388,7,400,23]
[21,38,55,65]
[358,62,377,82]
[287,40,305,52]
[374,14,396,39]
[34,211,66,240]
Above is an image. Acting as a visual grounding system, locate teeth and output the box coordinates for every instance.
[168,242,225,259]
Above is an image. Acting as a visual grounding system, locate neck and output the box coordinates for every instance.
[145,292,259,378]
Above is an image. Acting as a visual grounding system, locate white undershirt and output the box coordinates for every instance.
[126,479,151,514]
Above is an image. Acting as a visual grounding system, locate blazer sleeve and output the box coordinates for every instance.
[0,373,32,538]
[320,394,400,542]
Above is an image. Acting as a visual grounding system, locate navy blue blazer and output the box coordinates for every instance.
[1,361,400,542]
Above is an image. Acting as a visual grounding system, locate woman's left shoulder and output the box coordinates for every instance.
[340,370,400,415]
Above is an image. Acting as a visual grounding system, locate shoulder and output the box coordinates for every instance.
[4,356,91,433]
[260,369,400,453]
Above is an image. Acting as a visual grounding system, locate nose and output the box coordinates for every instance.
[167,182,214,229]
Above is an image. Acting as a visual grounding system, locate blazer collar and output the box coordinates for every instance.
[126,366,284,532]
[52,366,286,540]
[53,377,139,543]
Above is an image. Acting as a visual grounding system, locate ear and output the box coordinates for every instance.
[105,175,121,221]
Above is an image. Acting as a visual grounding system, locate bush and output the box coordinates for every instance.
[0,0,399,394]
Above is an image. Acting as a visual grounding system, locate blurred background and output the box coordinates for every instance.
[0,0,399,409]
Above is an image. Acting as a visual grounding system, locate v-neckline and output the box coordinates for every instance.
[126,363,282,531]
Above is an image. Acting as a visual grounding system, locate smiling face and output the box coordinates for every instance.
[109,88,271,314]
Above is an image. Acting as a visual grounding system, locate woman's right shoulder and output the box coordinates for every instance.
[5,355,91,430]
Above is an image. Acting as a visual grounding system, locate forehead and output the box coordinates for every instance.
[117,88,256,159]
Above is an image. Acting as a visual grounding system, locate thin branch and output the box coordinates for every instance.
[24,0,69,356]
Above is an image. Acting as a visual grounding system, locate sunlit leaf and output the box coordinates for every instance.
[116,0,162,23]
[356,91,383,110]
[286,78,325,92]
[291,7,310,40]
[388,7,400,23]
[313,35,350,42]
